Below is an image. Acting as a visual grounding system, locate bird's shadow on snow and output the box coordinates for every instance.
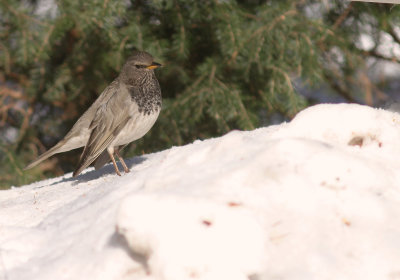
[108,230,149,271]
[44,156,147,187]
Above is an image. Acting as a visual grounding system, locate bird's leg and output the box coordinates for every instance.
[108,149,122,176]
[115,148,130,173]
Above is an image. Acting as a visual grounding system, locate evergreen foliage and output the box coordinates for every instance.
[0,0,399,187]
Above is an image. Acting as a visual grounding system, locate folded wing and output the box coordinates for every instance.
[73,84,131,177]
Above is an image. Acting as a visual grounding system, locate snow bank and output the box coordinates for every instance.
[1,103,400,280]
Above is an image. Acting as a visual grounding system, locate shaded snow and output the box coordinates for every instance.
[1,103,400,280]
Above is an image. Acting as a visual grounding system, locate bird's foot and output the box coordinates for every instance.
[115,150,130,174]
[109,152,122,176]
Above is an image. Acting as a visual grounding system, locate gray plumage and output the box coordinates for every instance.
[25,51,162,177]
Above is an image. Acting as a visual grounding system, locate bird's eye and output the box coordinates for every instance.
[135,65,146,69]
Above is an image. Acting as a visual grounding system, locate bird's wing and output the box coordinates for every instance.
[73,85,132,177]
[24,80,121,171]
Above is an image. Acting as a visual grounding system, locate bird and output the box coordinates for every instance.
[25,51,162,177]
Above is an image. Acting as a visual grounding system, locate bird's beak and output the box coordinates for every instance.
[146,62,162,70]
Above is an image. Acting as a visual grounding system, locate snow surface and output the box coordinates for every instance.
[1,103,400,280]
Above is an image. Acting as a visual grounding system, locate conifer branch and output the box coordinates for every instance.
[245,9,297,45]
[323,73,357,103]
[332,2,353,31]
[0,43,11,74]
[227,23,238,65]
[363,49,400,64]
[387,24,400,45]
[0,147,22,176]
[35,25,55,63]
[4,2,48,26]
[175,1,186,56]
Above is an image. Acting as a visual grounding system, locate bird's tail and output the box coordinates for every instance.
[93,150,110,171]
[24,140,67,170]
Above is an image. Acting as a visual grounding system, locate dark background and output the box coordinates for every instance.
[1,0,400,188]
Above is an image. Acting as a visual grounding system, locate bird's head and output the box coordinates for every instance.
[119,51,161,85]
[124,51,161,72]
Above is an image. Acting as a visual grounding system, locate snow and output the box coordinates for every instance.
[1,103,400,280]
